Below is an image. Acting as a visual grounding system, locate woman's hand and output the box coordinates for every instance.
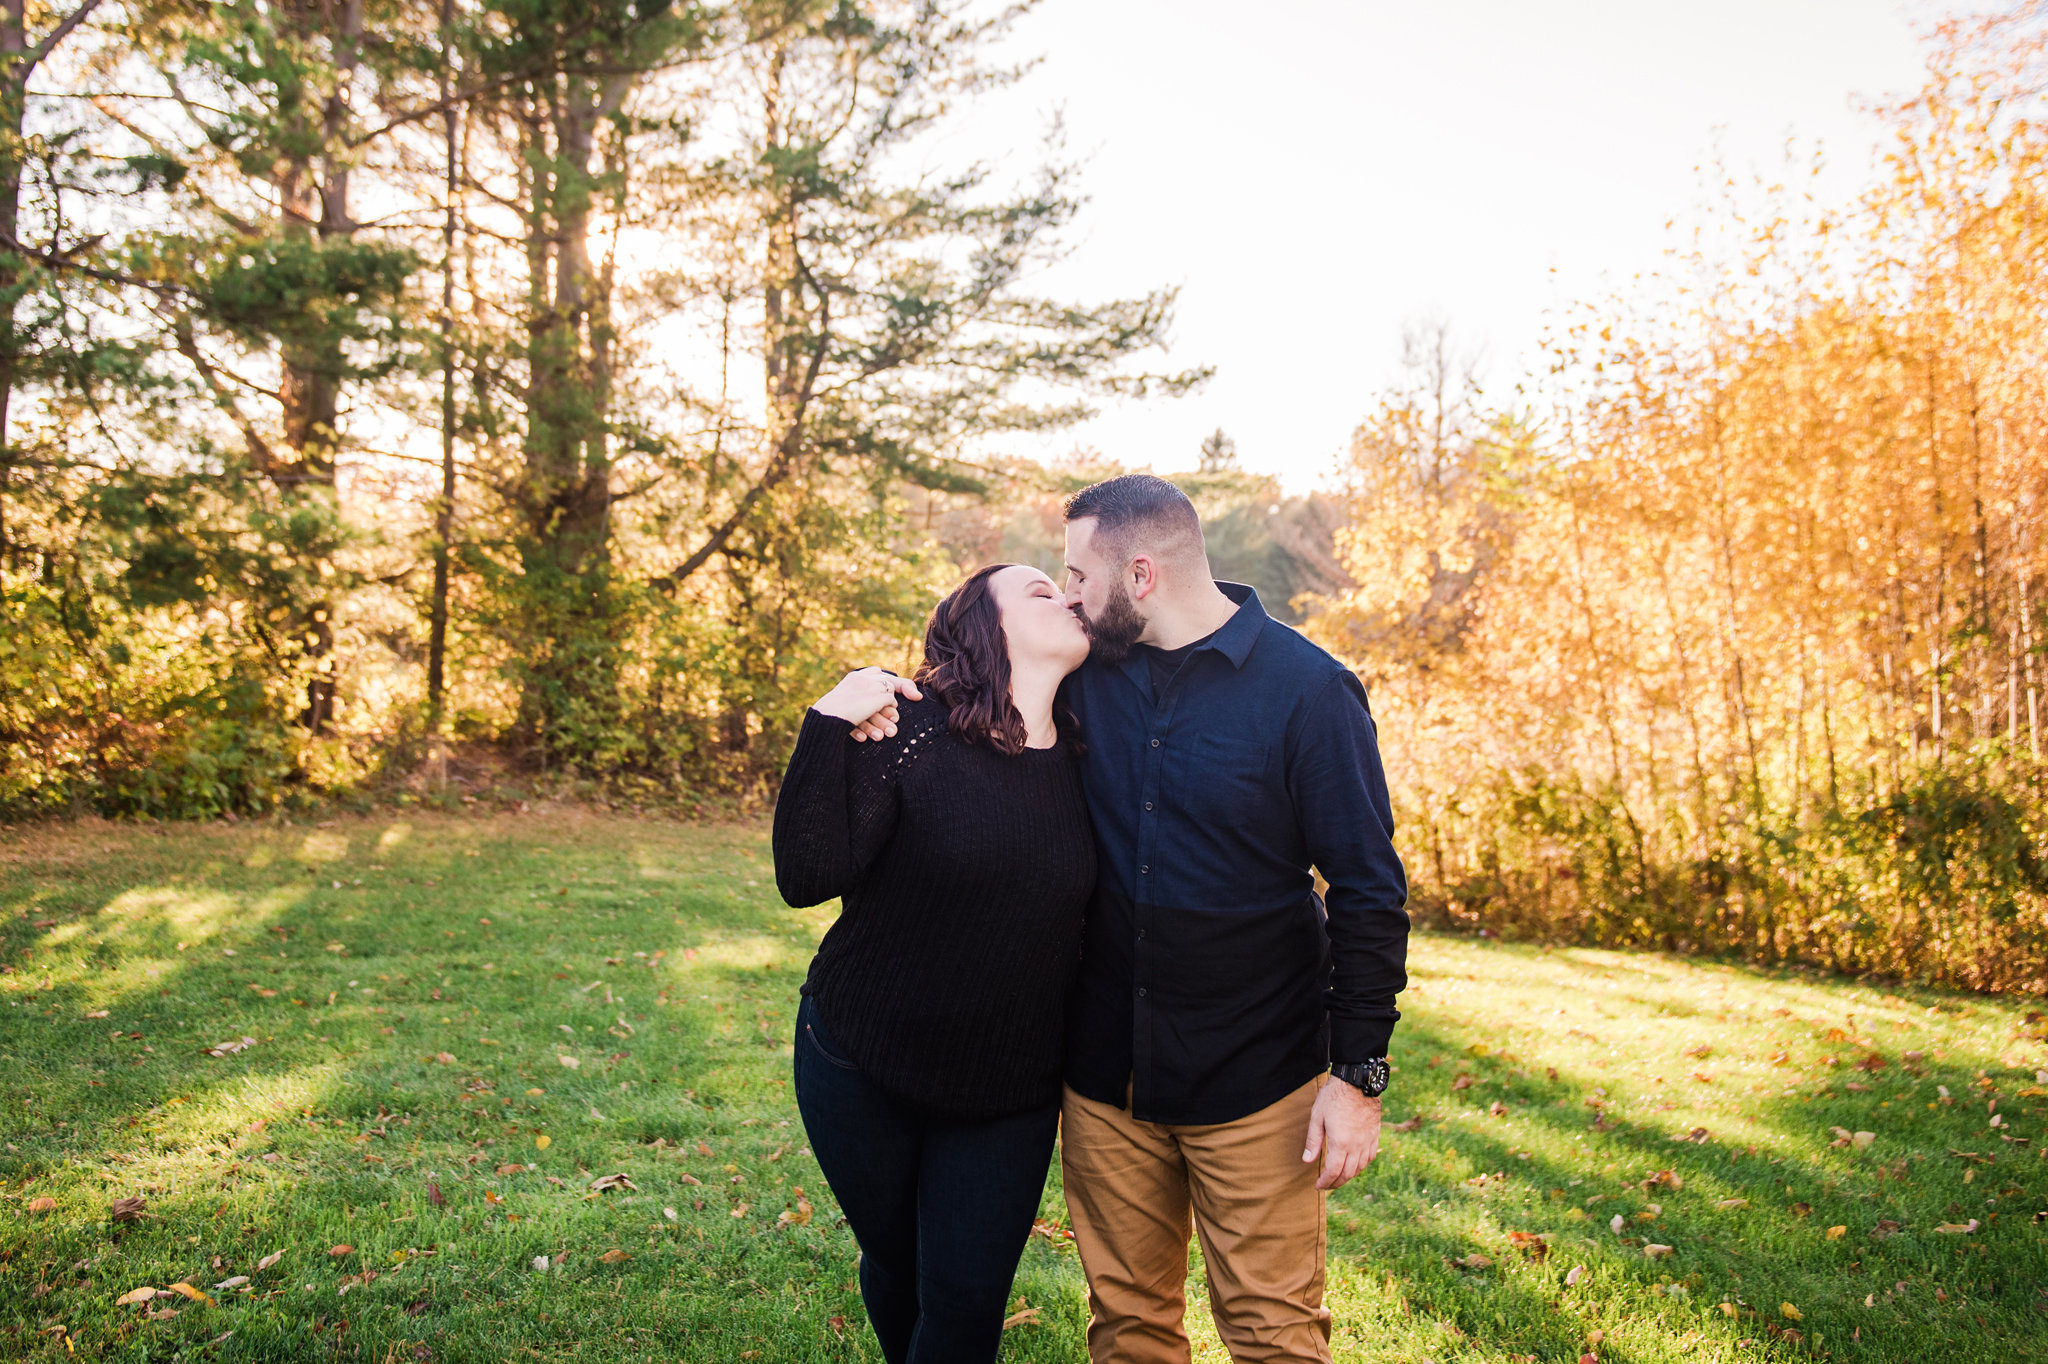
[813,668,924,742]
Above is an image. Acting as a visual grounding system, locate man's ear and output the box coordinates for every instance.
[1129,553,1159,602]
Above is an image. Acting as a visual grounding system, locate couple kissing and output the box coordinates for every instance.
[772,473,1410,1364]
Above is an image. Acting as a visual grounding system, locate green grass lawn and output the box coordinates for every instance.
[2,812,2046,1363]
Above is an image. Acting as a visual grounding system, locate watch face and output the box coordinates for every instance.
[1360,1057,1390,1096]
[1337,1058,1390,1097]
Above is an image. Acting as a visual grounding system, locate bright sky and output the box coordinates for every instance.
[947,0,1937,492]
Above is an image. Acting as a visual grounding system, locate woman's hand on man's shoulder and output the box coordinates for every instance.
[813,667,926,742]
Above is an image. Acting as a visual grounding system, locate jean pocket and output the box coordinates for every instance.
[802,1010,859,1070]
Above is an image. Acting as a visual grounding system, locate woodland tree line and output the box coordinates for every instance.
[1312,8,2048,993]
[4,1,2047,992]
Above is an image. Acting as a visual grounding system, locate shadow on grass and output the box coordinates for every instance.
[1337,942,2048,1361]
[1,815,910,1362]
[7,830,2047,1362]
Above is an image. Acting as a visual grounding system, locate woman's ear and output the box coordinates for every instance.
[1129,553,1159,602]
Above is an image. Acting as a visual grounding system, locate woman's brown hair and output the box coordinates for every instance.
[914,564,1083,756]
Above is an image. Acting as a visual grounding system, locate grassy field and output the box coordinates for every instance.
[2,811,2045,1363]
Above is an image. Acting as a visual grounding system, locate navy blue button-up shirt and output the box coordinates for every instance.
[1063,583,1409,1125]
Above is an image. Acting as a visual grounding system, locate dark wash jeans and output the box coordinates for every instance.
[792,995,1058,1364]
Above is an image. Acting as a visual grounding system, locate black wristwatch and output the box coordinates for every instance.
[1330,1058,1390,1098]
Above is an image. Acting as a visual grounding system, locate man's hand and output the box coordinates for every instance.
[1303,1078,1382,1191]
[812,667,924,742]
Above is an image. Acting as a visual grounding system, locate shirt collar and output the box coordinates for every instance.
[1115,581,1269,696]
[1206,581,1268,669]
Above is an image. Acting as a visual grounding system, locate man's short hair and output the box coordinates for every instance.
[1062,473,1205,569]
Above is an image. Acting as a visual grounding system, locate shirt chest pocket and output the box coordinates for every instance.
[1166,735,1271,827]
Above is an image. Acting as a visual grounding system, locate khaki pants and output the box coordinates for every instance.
[1059,1077,1331,1364]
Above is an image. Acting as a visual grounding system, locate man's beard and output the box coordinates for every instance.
[1075,581,1147,665]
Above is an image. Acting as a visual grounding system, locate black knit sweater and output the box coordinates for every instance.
[772,694,1095,1119]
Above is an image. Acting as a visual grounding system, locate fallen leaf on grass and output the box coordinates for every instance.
[203,1036,259,1058]
[495,1164,525,1176]
[1826,1225,1846,1240]
[109,1195,151,1223]
[483,1191,502,1206]
[1642,1169,1683,1191]
[1001,1305,1042,1329]
[1506,1230,1548,1260]
[115,1286,158,1306]
[776,1198,814,1229]
[1456,1253,1493,1270]
[148,1306,179,1320]
[1389,1116,1425,1132]
[329,1244,354,1257]
[534,1135,550,1150]
[694,1142,714,1157]
[1934,1220,1980,1234]
[213,1276,249,1290]
[599,1249,630,1263]
[1869,1220,1902,1239]
[1715,1198,1750,1210]
[166,1282,214,1305]
[26,1197,56,1214]
[1790,1202,1811,1218]
[558,1056,580,1070]
[256,1251,284,1271]
[85,1009,109,1019]
[1565,1264,1586,1286]
[729,1203,750,1218]
[678,1173,702,1186]
[587,1173,638,1194]
[427,1183,445,1208]
[1609,1214,1625,1235]
[1780,1302,1803,1321]
[1644,1244,1675,1259]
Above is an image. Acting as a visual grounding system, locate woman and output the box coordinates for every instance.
[773,563,1095,1364]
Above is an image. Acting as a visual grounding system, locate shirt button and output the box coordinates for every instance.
[1137,988,1147,998]
[1150,738,1161,748]
[1137,928,1146,939]
[1140,865,1149,874]
[1144,801,1153,811]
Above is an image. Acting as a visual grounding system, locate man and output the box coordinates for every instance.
[1057,473,1409,1364]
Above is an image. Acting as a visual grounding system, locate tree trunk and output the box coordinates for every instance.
[0,0,104,563]
[268,0,364,734]
[427,0,459,735]
[0,0,25,566]
[512,65,633,752]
